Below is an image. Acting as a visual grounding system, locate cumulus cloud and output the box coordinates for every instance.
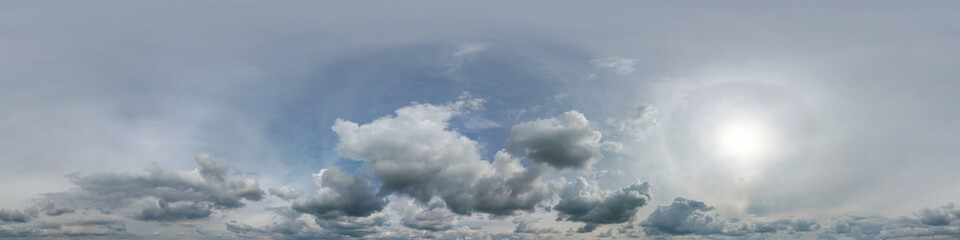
[554,177,651,232]
[0,203,74,223]
[292,167,388,219]
[269,185,304,201]
[641,197,724,235]
[466,150,558,216]
[513,217,559,234]
[824,214,895,239]
[637,197,820,237]
[226,219,309,237]
[824,212,960,240]
[914,203,959,226]
[507,111,606,170]
[315,213,391,238]
[135,201,213,222]
[591,57,637,75]
[332,97,488,204]
[623,199,960,239]
[37,155,264,222]
[332,97,556,216]
[395,198,459,231]
[0,209,32,223]
[227,212,390,239]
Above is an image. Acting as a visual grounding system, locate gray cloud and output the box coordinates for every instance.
[513,217,559,234]
[135,201,213,222]
[638,197,820,237]
[269,185,304,201]
[0,209,32,223]
[824,212,960,240]
[227,219,315,238]
[823,214,888,239]
[507,111,606,170]
[36,202,75,217]
[395,199,459,231]
[292,167,388,219]
[314,214,390,238]
[466,151,558,216]
[332,97,557,217]
[332,97,489,206]
[38,155,264,222]
[914,203,959,226]
[620,198,960,239]
[554,177,651,232]
[0,203,74,223]
[227,212,391,239]
[0,219,129,238]
[641,197,723,235]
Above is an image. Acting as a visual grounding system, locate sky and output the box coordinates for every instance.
[2,1,960,239]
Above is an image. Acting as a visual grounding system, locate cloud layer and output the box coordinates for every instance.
[554,177,651,232]
[37,155,264,222]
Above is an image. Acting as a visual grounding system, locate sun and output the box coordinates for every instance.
[713,117,775,162]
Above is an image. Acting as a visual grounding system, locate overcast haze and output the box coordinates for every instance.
[2,1,960,239]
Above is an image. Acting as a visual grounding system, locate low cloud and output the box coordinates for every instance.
[227,212,390,239]
[332,97,557,216]
[467,150,558,216]
[269,185,304,201]
[508,111,606,170]
[633,197,821,237]
[395,198,459,231]
[0,219,129,238]
[914,203,960,226]
[0,203,75,223]
[292,167,388,219]
[554,177,651,232]
[0,209,32,223]
[825,212,960,240]
[641,197,724,235]
[38,155,264,222]
[332,97,489,206]
[135,201,213,222]
[513,217,559,234]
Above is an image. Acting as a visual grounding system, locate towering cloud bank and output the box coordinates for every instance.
[321,97,650,233]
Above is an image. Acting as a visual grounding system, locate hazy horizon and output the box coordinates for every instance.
[2,1,960,239]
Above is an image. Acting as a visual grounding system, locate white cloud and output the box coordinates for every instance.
[452,42,488,57]
[606,105,659,141]
[591,57,637,75]
[269,185,303,201]
[331,97,556,216]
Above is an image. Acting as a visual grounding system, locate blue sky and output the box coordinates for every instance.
[2,1,960,239]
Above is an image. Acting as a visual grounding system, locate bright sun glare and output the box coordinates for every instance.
[714,118,773,161]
